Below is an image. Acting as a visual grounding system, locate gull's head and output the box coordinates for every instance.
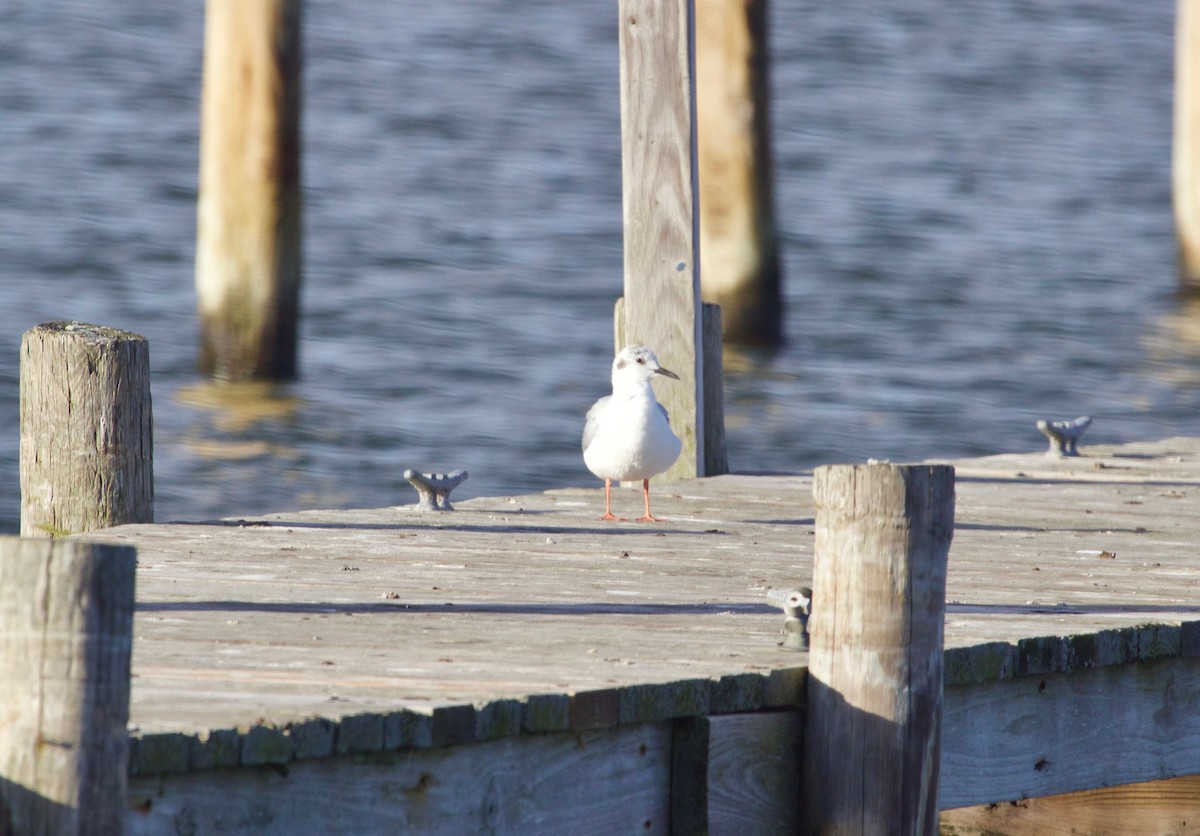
[612,343,679,387]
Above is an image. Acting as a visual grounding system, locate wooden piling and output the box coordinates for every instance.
[618,0,705,480]
[1177,0,1200,291]
[19,322,153,538]
[196,0,303,380]
[0,538,136,835]
[696,0,783,345]
[803,464,955,835]
[614,298,728,476]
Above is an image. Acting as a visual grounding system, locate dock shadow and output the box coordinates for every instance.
[742,518,815,526]
[947,602,1200,616]
[956,474,1199,488]
[137,600,778,617]
[955,522,1153,534]
[160,518,716,537]
[801,676,939,832]
[0,775,99,834]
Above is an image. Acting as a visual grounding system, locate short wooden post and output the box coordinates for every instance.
[803,464,955,835]
[20,322,153,538]
[0,538,136,835]
[696,0,783,345]
[196,0,303,380]
[614,299,728,476]
[618,0,705,480]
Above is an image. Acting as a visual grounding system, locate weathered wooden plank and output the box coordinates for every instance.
[803,464,954,835]
[127,722,672,835]
[673,711,802,834]
[125,666,806,779]
[20,322,153,537]
[940,773,1200,835]
[618,0,704,479]
[706,712,801,834]
[0,538,136,835]
[940,656,1200,809]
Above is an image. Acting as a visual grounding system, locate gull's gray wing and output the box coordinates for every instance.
[582,396,609,453]
[657,403,670,423]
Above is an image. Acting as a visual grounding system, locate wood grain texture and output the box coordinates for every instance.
[695,0,782,344]
[619,0,704,479]
[196,0,302,380]
[804,464,954,836]
[941,656,1200,809]
[20,322,153,537]
[128,722,671,836]
[706,712,801,834]
[940,773,1200,835]
[671,712,802,835]
[0,538,136,835]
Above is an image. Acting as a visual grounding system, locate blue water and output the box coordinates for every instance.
[2,0,1195,532]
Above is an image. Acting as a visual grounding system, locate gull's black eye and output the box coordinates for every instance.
[636,357,645,364]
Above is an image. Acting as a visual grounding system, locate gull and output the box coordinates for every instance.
[582,344,683,522]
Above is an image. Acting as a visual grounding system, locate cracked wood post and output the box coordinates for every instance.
[20,322,153,538]
[803,464,955,835]
[696,0,783,346]
[196,0,303,380]
[0,538,136,835]
[618,0,707,480]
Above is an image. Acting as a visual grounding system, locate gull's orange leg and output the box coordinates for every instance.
[599,478,627,521]
[635,479,664,522]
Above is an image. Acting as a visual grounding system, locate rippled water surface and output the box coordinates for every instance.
[1,0,1196,531]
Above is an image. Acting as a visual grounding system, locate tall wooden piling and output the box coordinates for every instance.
[696,0,783,345]
[804,464,955,835]
[1177,0,1200,291]
[0,538,136,835]
[19,322,153,538]
[618,0,706,480]
[196,0,303,380]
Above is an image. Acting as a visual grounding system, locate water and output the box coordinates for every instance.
[2,0,1196,533]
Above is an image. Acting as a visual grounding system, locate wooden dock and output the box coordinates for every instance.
[52,438,1200,831]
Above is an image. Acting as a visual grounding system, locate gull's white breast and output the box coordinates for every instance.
[583,392,682,482]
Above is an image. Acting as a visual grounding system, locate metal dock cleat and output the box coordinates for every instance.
[767,586,811,651]
[403,469,469,511]
[1036,415,1092,457]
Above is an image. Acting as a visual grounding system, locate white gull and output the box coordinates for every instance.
[582,344,683,521]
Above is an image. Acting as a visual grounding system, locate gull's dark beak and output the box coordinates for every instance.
[655,365,680,380]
